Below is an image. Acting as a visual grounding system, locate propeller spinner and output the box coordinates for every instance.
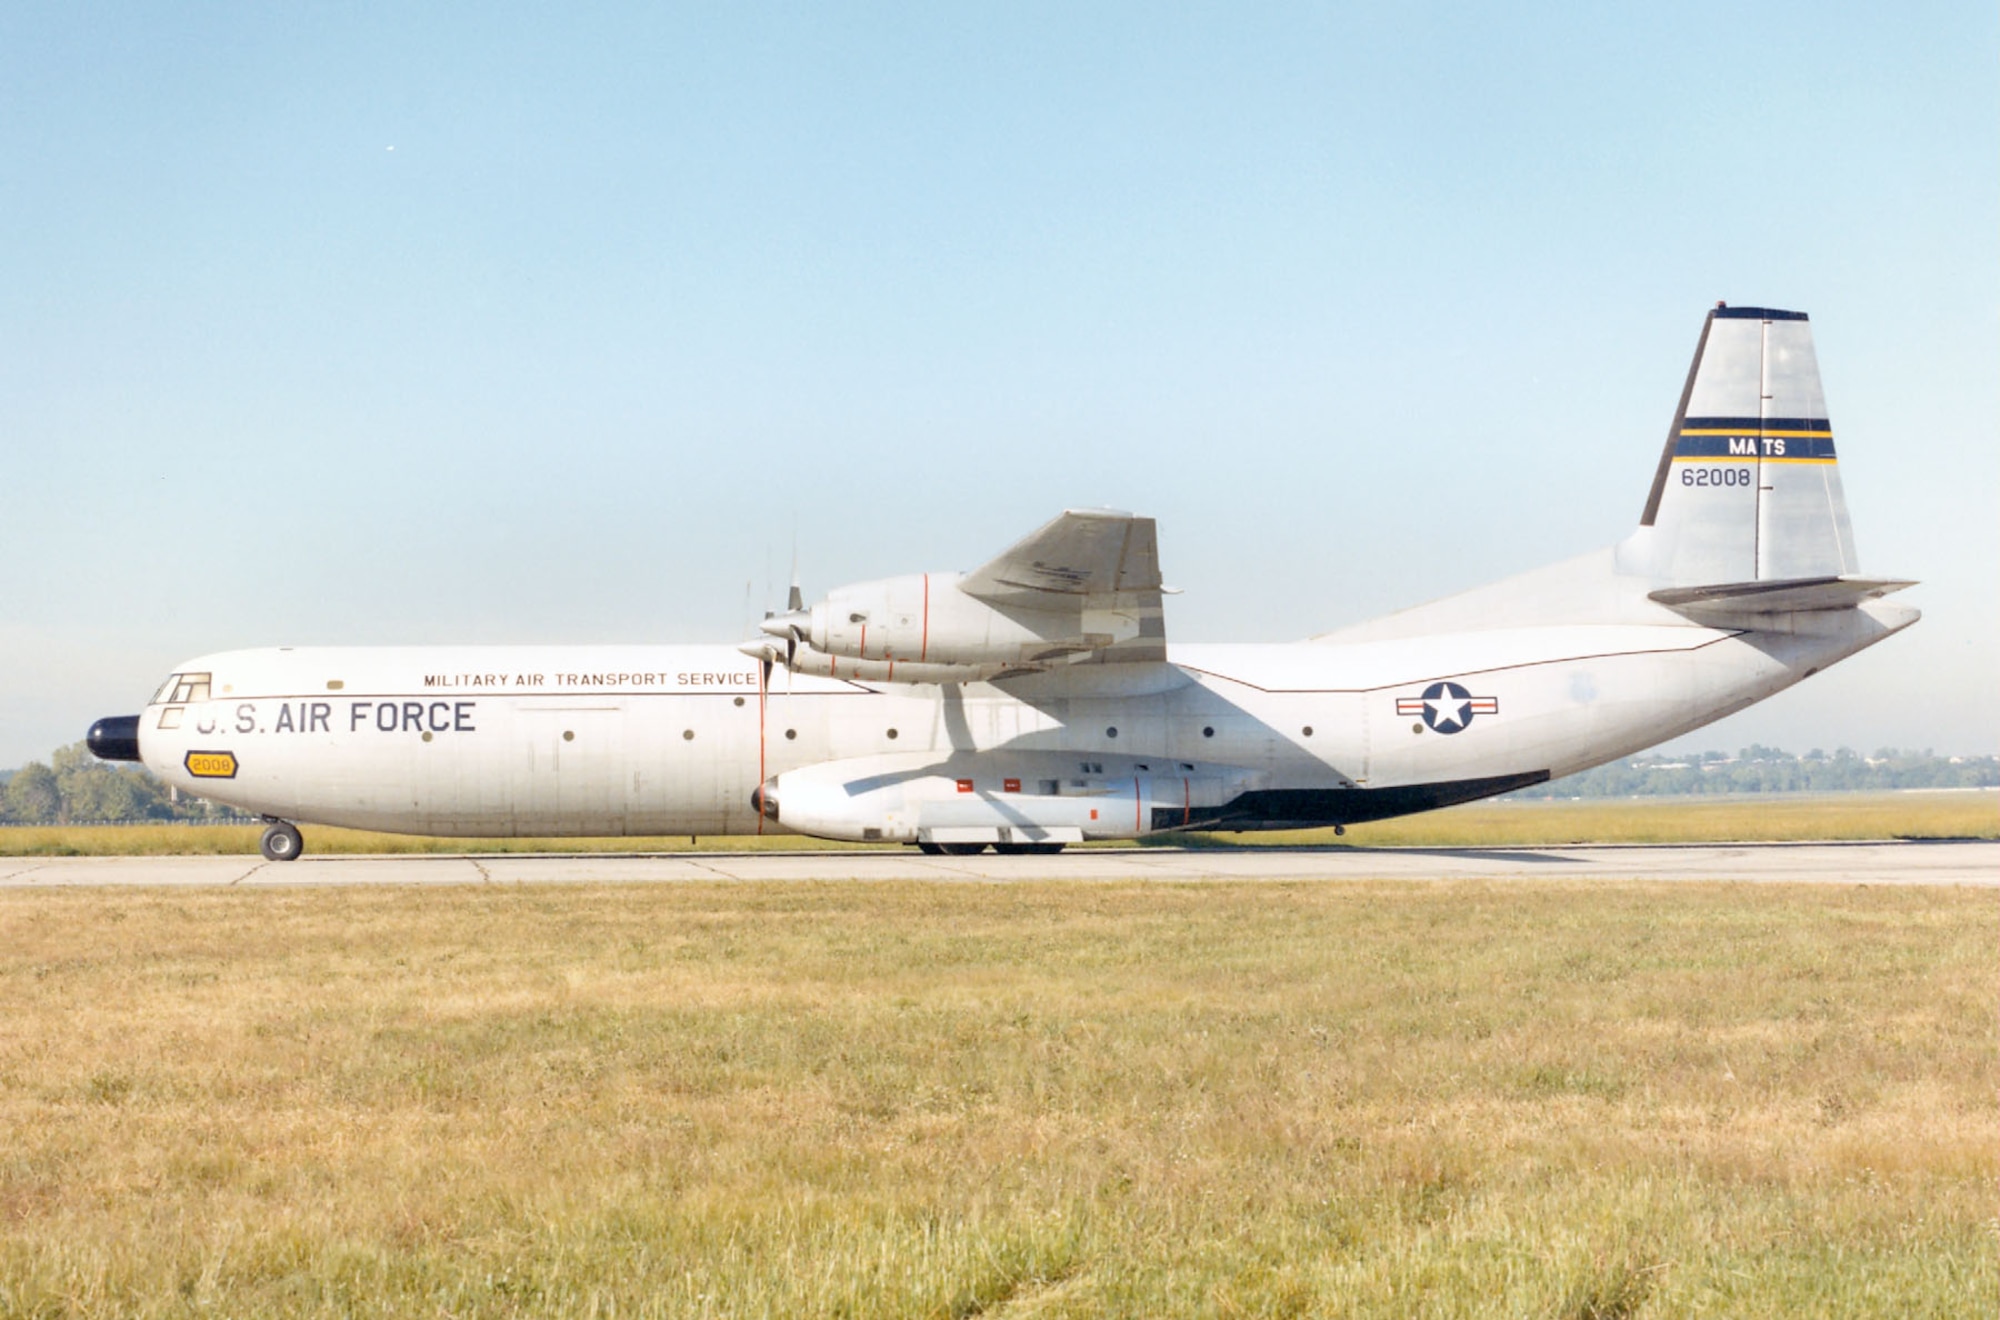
[740,572,809,674]
[759,576,809,667]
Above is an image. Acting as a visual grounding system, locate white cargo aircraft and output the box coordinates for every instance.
[90,305,1915,861]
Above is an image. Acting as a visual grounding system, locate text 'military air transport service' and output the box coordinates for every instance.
[90,305,1917,860]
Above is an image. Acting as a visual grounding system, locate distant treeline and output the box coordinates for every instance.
[0,744,252,825]
[1513,746,2000,799]
[3,741,1995,825]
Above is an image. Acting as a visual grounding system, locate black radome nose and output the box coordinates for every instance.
[87,715,142,762]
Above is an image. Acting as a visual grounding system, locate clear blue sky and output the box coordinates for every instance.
[4,3,1995,766]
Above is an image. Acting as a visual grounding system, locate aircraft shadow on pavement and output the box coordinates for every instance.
[1145,842,1584,865]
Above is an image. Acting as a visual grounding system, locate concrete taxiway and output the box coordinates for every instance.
[0,840,1991,888]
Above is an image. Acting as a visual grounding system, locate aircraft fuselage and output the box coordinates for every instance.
[130,590,1909,841]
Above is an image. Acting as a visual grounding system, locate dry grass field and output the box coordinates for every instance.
[0,878,1991,1317]
[2,790,1993,857]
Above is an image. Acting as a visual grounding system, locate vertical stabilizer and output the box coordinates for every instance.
[1634,306,1858,586]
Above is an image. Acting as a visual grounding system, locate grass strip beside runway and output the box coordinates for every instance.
[0,879,1990,1317]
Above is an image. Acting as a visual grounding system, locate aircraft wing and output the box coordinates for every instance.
[960,509,1162,602]
[960,509,1167,663]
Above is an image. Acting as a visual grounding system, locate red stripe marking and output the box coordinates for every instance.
[1134,778,1143,830]
[1182,777,1190,826]
[756,661,766,835]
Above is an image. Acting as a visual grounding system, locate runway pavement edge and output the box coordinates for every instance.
[1,840,1992,888]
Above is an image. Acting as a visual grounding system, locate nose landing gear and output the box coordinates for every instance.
[259,819,304,862]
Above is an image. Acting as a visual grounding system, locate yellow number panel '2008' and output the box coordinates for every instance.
[184,750,239,779]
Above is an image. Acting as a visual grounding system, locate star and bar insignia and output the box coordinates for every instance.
[1395,681,1498,734]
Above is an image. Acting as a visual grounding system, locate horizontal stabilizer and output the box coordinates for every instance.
[1650,575,1914,623]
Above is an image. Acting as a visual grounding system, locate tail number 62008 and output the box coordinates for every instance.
[1682,466,1752,488]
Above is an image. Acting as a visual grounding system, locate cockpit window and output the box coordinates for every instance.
[154,672,212,704]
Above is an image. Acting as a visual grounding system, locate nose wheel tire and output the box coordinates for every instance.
[260,821,304,862]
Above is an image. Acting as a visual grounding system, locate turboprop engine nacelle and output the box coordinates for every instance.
[765,572,1145,669]
[755,750,1267,845]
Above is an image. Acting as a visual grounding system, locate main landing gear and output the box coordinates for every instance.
[259,819,304,862]
[916,841,1065,856]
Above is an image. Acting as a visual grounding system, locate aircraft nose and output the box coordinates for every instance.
[87,715,142,762]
